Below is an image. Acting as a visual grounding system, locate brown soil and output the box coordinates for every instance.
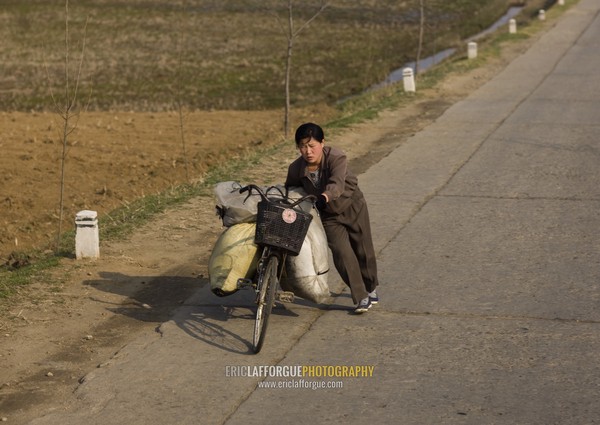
[0,29,542,424]
[0,106,338,258]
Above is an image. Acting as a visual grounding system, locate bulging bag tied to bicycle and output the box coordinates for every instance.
[213,181,313,227]
[281,209,330,304]
[214,181,260,227]
[209,184,329,303]
[208,222,260,296]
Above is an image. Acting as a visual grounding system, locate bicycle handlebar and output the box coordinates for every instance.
[239,184,317,209]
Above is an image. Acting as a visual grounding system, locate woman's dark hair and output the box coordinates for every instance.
[295,122,324,146]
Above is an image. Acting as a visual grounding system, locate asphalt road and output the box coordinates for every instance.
[29,1,600,424]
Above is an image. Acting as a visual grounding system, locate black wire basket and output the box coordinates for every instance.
[254,200,313,255]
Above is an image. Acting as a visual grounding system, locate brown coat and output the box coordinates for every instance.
[285,146,359,215]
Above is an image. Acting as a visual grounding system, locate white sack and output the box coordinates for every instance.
[214,182,309,227]
[281,210,330,304]
[269,185,313,214]
[214,181,261,227]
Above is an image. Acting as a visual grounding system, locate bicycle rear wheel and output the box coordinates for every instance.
[253,254,279,353]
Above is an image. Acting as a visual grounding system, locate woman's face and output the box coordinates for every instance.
[298,137,324,167]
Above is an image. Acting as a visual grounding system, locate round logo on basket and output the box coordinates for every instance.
[281,208,297,224]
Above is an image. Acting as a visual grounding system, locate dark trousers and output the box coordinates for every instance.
[322,191,379,304]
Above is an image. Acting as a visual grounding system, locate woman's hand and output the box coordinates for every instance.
[316,193,329,210]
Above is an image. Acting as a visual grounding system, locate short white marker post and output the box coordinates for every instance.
[558,0,565,6]
[75,210,100,259]
[468,42,478,59]
[509,19,517,34]
[539,10,546,21]
[403,68,416,93]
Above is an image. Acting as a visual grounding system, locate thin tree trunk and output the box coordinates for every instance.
[55,0,88,252]
[57,0,72,251]
[284,0,294,138]
[175,4,190,182]
[177,100,190,182]
[281,0,328,139]
[415,0,425,76]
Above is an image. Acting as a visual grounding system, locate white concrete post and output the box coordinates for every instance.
[468,42,478,59]
[75,210,100,259]
[509,19,517,34]
[558,0,565,5]
[402,68,416,93]
[539,10,546,21]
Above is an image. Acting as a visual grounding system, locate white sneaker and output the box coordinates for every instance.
[354,297,372,314]
[368,290,379,304]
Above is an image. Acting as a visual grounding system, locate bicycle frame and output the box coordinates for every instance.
[255,246,287,295]
[238,184,316,353]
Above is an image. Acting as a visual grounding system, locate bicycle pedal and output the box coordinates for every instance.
[276,291,295,303]
[236,278,254,289]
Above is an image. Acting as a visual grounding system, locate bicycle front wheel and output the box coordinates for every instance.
[253,255,279,353]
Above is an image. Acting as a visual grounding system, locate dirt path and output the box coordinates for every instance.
[0,31,541,424]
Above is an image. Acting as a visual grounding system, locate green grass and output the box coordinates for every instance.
[0,253,60,300]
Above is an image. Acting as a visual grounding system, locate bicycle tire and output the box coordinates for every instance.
[253,255,279,353]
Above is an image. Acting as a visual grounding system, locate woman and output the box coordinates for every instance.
[285,123,379,313]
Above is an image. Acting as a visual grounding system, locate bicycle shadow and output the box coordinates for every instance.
[175,286,320,355]
[176,304,255,354]
[83,270,354,354]
[175,285,359,355]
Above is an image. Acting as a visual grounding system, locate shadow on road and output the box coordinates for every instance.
[177,307,255,354]
[83,271,204,323]
[84,270,354,354]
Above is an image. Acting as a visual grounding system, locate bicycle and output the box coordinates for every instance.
[237,184,316,354]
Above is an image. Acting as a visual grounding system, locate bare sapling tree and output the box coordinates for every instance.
[275,0,328,138]
[175,69,191,182]
[174,1,190,182]
[48,0,90,252]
